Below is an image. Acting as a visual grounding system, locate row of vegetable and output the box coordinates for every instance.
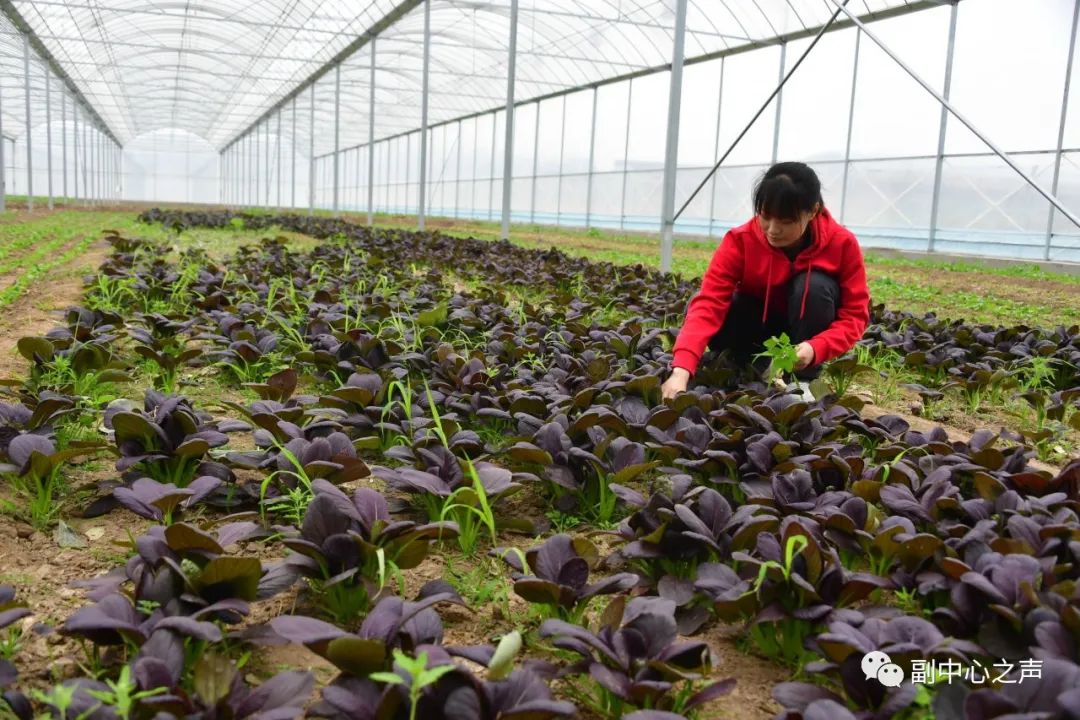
[0,208,1077,720]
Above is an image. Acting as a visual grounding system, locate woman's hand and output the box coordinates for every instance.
[662,368,691,401]
[794,342,816,370]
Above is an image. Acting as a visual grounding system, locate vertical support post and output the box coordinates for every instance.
[489,112,497,221]
[471,120,478,218]
[585,86,598,228]
[368,38,377,225]
[530,102,539,222]
[292,98,297,209]
[45,71,52,209]
[659,0,688,273]
[927,0,959,253]
[707,57,725,237]
[555,97,566,224]
[839,28,861,222]
[276,110,282,210]
[500,0,519,240]
[418,0,431,229]
[1045,0,1080,260]
[309,83,315,214]
[333,64,341,216]
[61,92,66,203]
[401,134,408,212]
[620,79,633,229]
[772,41,786,164]
[246,132,251,207]
[81,111,88,206]
[454,121,462,219]
[264,121,270,206]
[0,67,5,213]
[23,34,34,211]
[73,104,79,201]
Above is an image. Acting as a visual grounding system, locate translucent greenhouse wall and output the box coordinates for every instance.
[237,0,1075,264]
[0,12,118,208]
[3,1,1079,264]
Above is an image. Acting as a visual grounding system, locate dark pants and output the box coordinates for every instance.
[707,269,839,380]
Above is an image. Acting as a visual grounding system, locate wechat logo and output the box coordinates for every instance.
[862,651,905,688]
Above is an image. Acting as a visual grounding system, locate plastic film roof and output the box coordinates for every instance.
[3,0,936,149]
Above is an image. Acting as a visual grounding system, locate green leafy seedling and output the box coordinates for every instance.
[754,333,799,383]
[371,650,458,720]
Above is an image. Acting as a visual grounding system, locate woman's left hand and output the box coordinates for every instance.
[794,342,815,370]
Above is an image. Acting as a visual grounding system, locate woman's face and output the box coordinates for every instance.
[758,205,819,248]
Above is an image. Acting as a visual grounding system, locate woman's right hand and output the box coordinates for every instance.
[661,367,691,401]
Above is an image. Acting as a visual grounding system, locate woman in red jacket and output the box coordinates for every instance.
[661,161,870,400]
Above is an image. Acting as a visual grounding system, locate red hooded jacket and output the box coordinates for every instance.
[671,208,870,376]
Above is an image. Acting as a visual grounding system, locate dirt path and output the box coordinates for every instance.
[0,239,108,380]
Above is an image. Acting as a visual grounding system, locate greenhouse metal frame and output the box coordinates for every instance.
[2,0,1079,267]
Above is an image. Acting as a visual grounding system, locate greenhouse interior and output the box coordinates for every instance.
[1,0,1079,264]
[1,3,1080,720]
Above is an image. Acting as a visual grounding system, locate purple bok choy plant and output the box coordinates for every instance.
[28,655,314,720]
[0,586,32,720]
[608,476,770,633]
[224,421,370,525]
[61,520,286,681]
[492,533,637,624]
[297,617,575,720]
[539,596,735,720]
[105,390,236,489]
[267,581,471,677]
[0,433,104,529]
[277,480,457,625]
[774,612,984,720]
[705,519,887,667]
[377,450,521,555]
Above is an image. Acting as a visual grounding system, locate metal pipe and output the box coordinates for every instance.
[276,110,282,210]
[556,96,567,224]
[61,91,66,203]
[368,38,376,225]
[309,83,315,214]
[292,98,297,209]
[24,34,33,211]
[488,112,496,221]
[620,78,633,229]
[0,66,5,213]
[707,58,725,237]
[772,41,785,164]
[1045,0,1080,259]
[333,64,341,216]
[585,86,598,228]
[81,109,87,207]
[530,102,540,223]
[500,0,519,240]
[418,0,431,229]
[45,70,52,209]
[472,117,478,218]
[73,103,79,201]
[927,1,958,252]
[839,28,861,221]
[455,120,462,219]
[659,0,688,272]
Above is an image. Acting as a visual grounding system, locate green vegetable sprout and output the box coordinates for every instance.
[754,333,800,382]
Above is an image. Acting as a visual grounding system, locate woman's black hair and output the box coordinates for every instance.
[752,161,823,221]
